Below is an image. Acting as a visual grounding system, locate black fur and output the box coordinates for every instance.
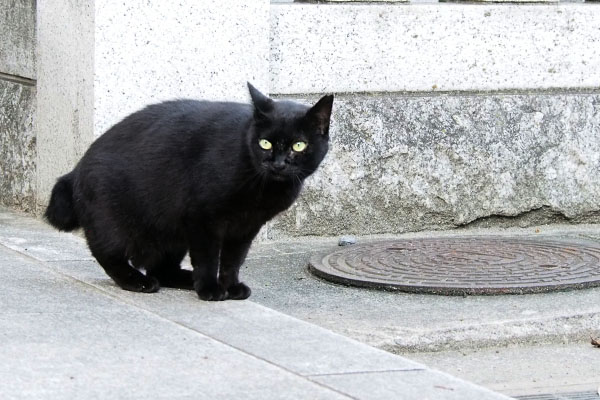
[44,172,79,231]
[45,84,333,300]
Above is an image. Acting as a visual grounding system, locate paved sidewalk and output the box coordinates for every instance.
[243,227,600,352]
[0,208,510,399]
[240,227,600,397]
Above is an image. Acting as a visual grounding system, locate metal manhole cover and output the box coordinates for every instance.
[308,237,600,295]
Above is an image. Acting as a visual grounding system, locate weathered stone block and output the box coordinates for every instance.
[447,0,556,2]
[306,0,408,2]
[94,0,270,136]
[267,92,600,238]
[270,4,600,94]
[0,80,36,211]
[0,0,36,79]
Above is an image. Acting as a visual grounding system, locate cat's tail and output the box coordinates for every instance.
[44,172,80,231]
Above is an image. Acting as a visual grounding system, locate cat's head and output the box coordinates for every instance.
[246,83,334,183]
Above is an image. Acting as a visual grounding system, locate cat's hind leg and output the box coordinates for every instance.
[86,234,160,293]
[94,250,160,293]
[146,248,193,290]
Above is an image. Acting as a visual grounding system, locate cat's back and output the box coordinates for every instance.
[93,99,251,148]
[71,98,255,223]
[76,99,252,172]
[74,98,253,191]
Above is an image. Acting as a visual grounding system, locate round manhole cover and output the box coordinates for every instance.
[308,237,600,295]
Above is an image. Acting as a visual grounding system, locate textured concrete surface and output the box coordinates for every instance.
[270,4,600,94]
[265,91,600,238]
[0,80,36,212]
[3,206,598,397]
[36,0,95,209]
[311,369,508,400]
[94,0,270,136]
[317,0,409,2]
[0,255,351,400]
[0,0,36,212]
[451,0,556,2]
[244,226,600,396]
[0,208,511,399]
[240,225,600,354]
[0,0,35,79]
[410,343,600,397]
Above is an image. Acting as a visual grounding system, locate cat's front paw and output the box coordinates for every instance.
[195,282,227,301]
[227,282,251,300]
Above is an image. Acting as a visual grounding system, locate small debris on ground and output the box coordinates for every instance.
[338,236,357,246]
[591,337,600,348]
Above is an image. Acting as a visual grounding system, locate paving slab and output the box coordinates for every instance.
[238,227,600,397]
[409,343,600,397]
[46,262,424,377]
[0,251,352,400]
[0,207,511,399]
[312,369,510,400]
[0,210,93,261]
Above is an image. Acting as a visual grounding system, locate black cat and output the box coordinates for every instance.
[45,83,333,301]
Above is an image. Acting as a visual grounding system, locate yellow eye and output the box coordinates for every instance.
[259,139,272,150]
[292,141,307,152]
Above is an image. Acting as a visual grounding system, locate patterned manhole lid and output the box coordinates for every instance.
[308,237,600,295]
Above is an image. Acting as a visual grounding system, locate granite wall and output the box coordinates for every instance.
[267,92,600,238]
[260,3,600,239]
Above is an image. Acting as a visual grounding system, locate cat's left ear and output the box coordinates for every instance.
[248,82,274,121]
[305,94,334,136]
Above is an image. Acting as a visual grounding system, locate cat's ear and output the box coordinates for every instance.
[305,94,334,136]
[248,82,273,122]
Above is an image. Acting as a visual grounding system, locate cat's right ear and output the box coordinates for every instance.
[248,82,273,123]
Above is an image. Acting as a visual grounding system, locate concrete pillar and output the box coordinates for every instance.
[36,0,270,207]
[36,0,94,210]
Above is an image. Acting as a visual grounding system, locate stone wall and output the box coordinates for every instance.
[4,1,600,238]
[0,0,36,212]
[270,4,599,93]
[267,92,600,238]
[93,1,270,137]
[259,3,600,239]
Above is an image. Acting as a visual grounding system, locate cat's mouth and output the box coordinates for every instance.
[264,166,294,181]
[268,170,291,181]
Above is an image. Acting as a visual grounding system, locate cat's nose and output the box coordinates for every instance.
[273,161,286,171]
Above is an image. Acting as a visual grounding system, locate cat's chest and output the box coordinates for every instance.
[222,186,299,231]
[228,196,291,222]
[222,207,274,239]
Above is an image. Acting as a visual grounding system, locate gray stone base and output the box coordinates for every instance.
[268,91,600,238]
[0,79,36,212]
